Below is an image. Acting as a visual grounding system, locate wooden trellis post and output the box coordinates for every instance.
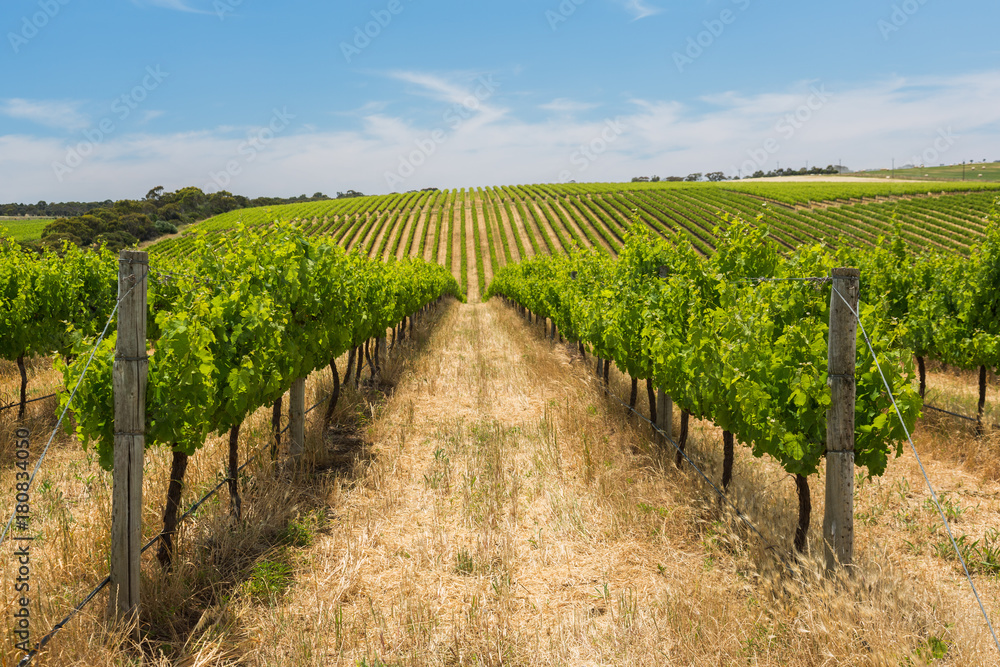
[290,378,306,464]
[824,268,859,571]
[654,266,674,443]
[656,389,673,441]
[109,250,148,631]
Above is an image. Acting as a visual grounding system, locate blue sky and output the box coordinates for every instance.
[2,0,999,202]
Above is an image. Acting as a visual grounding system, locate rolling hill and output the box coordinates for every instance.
[149,180,1000,301]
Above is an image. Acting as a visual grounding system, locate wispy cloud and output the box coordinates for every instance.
[130,0,212,15]
[3,71,1000,202]
[140,110,166,123]
[0,99,88,131]
[386,70,508,127]
[615,0,662,21]
[388,71,491,106]
[388,71,469,104]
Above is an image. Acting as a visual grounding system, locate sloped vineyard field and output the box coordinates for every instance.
[150,181,1000,301]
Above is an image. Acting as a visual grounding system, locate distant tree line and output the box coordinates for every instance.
[8,187,365,252]
[741,165,843,179]
[631,165,843,183]
[0,200,109,218]
[631,172,726,183]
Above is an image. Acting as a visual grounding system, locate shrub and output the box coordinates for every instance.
[154,220,178,235]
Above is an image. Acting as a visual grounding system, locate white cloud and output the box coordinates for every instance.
[385,71,509,131]
[129,0,212,15]
[0,99,88,131]
[615,0,662,20]
[140,110,166,124]
[2,71,1000,202]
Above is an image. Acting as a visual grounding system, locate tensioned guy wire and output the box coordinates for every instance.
[598,380,791,566]
[12,277,143,666]
[923,403,979,423]
[17,382,335,666]
[832,285,1000,656]
[16,576,111,666]
[922,402,999,430]
[0,278,142,552]
[0,393,58,414]
[737,276,833,284]
[151,389,332,544]
[16,279,437,663]
[149,266,228,289]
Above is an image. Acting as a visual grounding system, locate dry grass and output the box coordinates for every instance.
[0,304,451,666]
[464,203,480,303]
[0,357,60,407]
[922,360,999,428]
[2,301,1000,665]
[228,301,1000,666]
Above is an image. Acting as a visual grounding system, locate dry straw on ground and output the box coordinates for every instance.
[0,299,998,665]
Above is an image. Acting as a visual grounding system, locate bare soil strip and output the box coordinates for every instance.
[545,198,594,251]
[465,201,480,302]
[481,195,507,270]
[394,208,419,261]
[555,198,611,254]
[377,211,405,262]
[493,196,523,263]
[503,199,535,260]
[565,196,621,256]
[475,199,494,288]
[518,200,550,255]
[422,204,438,262]
[356,212,384,254]
[370,209,402,259]
[435,202,450,265]
[530,200,569,253]
[449,199,462,283]
[340,214,367,251]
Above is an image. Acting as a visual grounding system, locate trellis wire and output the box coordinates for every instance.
[832,285,1000,656]
[0,278,141,551]
[0,394,57,414]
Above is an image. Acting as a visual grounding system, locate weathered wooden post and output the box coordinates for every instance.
[289,378,306,464]
[376,337,386,374]
[977,365,988,437]
[109,250,148,631]
[824,268,859,571]
[270,397,282,460]
[654,267,673,442]
[656,389,673,441]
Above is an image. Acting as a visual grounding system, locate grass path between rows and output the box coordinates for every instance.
[229,301,1000,666]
